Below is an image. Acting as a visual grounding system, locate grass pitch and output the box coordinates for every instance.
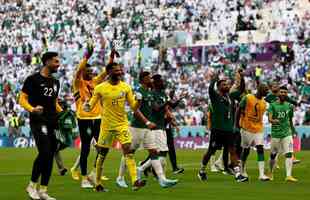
[0,148,309,200]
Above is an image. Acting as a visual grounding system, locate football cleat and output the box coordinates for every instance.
[132,179,147,191]
[38,191,56,200]
[173,168,185,174]
[70,168,80,181]
[94,184,109,192]
[198,170,208,181]
[235,174,249,182]
[285,176,298,182]
[26,185,40,200]
[116,177,128,188]
[159,179,178,188]
[259,175,270,181]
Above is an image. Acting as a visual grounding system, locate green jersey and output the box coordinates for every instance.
[131,86,153,128]
[209,79,242,132]
[268,101,294,138]
[150,90,168,130]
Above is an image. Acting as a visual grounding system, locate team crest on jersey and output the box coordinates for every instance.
[41,125,48,135]
[118,91,125,98]
[53,84,57,93]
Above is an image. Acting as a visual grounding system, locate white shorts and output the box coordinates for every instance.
[240,129,264,148]
[153,129,168,152]
[271,135,293,155]
[129,127,157,150]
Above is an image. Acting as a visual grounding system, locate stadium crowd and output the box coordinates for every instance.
[0,0,310,138]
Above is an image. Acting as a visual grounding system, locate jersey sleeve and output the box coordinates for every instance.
[22,76,34,95]
[73,58,88,92]
[126,86,138,111]
[239,95,247,109]
[89,85,101,109]
[289,104,294,119]
[267,103,274,116]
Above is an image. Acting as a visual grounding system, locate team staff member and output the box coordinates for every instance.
[19,52,63,200]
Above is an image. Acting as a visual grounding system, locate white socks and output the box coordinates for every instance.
[285,158,293,177]
[140,159,152,171]
[159,157,166,172]
[72,155,80,170]
[210,155,216,168]
[151,159,166,181]
[215,153,223,166]
[258,161,265,177]
[118,156,127,178]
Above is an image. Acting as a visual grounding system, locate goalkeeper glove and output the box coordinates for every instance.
[84,40,94,59]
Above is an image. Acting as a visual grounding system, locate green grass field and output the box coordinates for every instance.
[0,148,309,200]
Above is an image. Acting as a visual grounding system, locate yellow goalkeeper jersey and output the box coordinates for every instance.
[89,81,138,130]
[73,58,106,119]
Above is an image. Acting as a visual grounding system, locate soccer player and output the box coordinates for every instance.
[84,62,146,192]
[265,81,300,165]
[198,70,247,182]
[239,83,270,181]
[137,74,179,182]
[116,71,178,188]
[19,52,62,200]
[265,81,297,106]
[268,86,298,182]
[71,41,110,188]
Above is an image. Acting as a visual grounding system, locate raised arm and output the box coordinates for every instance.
[92,42,115,85]
[73,58,88,90]
[208,76,220,103]
[230,70,245,101]
[73,41,94,90]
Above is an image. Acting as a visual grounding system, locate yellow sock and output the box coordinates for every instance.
[29,181,37,188]
[39,185,48,192]
[125,154,137,184]
[81,175,88,181]
[95,154,105,185]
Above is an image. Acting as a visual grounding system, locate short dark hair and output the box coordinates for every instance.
[41,52,58,65]
[139,71,150,83]
[152,74,162,81]
[279,85,288,91]
[216,79,226,87]
[105,62,119,72]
